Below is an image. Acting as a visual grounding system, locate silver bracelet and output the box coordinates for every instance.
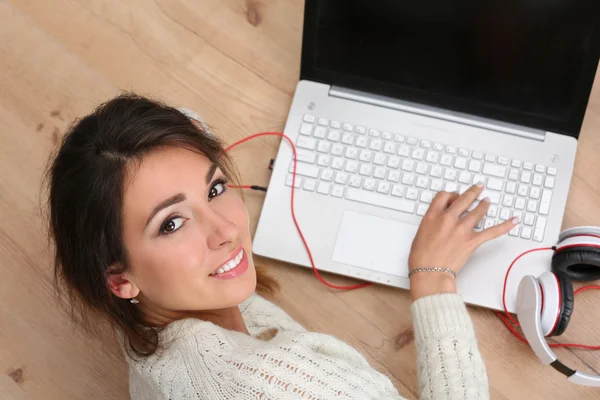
[408,267,456,278]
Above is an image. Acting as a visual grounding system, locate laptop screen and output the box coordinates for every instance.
[301,0,600,138]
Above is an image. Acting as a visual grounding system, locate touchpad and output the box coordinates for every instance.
[332,211,418,277]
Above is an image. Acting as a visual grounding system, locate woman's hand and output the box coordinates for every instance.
[408,183,519,300]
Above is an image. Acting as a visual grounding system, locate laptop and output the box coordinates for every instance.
[253,0,600,313]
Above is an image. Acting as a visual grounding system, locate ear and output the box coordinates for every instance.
[107,265,140,300]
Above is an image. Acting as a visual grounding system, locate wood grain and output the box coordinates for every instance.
[1,0,599,399]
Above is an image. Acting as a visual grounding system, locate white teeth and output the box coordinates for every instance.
[210,249,244,276]
[227,260,236,270]
[217,267,225,274]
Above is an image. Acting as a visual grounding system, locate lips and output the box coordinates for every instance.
[209,246,249,280]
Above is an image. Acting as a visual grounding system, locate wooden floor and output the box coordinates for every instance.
[1,1,600,399]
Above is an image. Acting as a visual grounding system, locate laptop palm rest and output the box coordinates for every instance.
[332,211,418,277]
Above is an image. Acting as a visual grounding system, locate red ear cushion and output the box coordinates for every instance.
[550,274,574,337]
[551,247,600,281]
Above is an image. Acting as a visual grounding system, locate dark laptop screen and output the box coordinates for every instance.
[301,0,600,137]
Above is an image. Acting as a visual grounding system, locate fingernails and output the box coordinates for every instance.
[482,197,490,203]
[512,216,520,224]
[476,182,484,188]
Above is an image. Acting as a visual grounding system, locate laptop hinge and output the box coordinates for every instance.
[329,86,546,142]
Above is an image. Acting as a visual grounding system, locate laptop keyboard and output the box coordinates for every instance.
[285,114,558,242]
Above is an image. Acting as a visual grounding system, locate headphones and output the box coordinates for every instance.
[516,226,600,387]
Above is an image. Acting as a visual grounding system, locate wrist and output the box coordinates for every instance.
[409,272,457,301]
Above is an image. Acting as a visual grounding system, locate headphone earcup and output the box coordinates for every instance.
[552,247,600,281]
[549,275,574,337]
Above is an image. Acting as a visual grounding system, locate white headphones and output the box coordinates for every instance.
[516,226,600,387]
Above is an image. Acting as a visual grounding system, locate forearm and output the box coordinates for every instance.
[411,293,489,400]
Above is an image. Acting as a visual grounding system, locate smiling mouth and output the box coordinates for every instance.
[210,248,244,276]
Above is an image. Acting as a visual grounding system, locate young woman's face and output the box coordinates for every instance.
[114,146,256,317]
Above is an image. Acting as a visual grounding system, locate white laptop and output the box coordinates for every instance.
[253,0,600,313]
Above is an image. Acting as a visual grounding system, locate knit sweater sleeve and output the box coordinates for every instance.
[410,293,489,400]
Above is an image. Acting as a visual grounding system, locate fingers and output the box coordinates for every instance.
[463,197,490,227]
[475,217,519,245]
[428,191,460,215]
[447,183,484,215]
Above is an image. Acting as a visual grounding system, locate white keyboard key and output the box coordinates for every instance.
[509,225,520,237]
[377,181,391,194]
[547,167,557,176]
[346,188,415,213]
[468,159,482,172]
[535,164,545,173]
[420,139,431,148]
[416,162,429,175]
[500,208,512,220]
[518,184,529,197]
[387,170,401,182]
[374,166,387,179]
[412,148,425,160]
[445,182,458,192]
[345,160,358,173]
[387,156,401,168]
[459,184,469,195]
[398,145,410,157]
[514,197,526,210]
[511,159,522,168]
[544,176,556,189]
[523,162,534,171]
[331,185,345,198]
[303,178,316,191]
[482,163,507,178]
[355,125,367,134]
[539,190,552,215]
[454,157,468,169]
[299,123,313,135]
[446,145,457,154]
[484,218,495,229]
[382,131,392,140]
[317,154,331,167]
[369,139,383,151]
[527,199,538,212]
[407,137,418,145]
[444,169,458,181]
[508,169,519,180]
[285,174,302,188]
[335,171,349,185]
[458,147,470,157]
[521,226,533,240]
[430,165,443,178]
[426,151,440,163]
[327,130,341,142]
[331,157,344,170]
[520,171,532,183]
[533,228,545,242]
[356,136,368,148]
[330,120,341,129]
[441,154,454,166]
[317,181,330,195]
[290,162,319,178]
[505,181,516,194]
[394,134,405,143]
[485,153,496,162]
[487,178,504,191]
[369,129,380,137]
[344,147,358,159]
[314,126,327,139]
[478,190,501,204]
[416,176,430,189]
[297,136,317,150]
[363,178,376,191]
[343,123,353,132]
[502,195,514,207]
[295,149,316,164]
[331,143,344,156]
[524,213,535,226]
[530,186,541,199]
[472,151,483,160]
[430,179,443,192]
[391,184,405,197]
[402,159,416,172]
[373,153,387,166]
[383,142,396,154]
[416,204,429,216]
[341,132,354,145]
[498,156,509,165]
[513,210,523,222]
[433,142,444,151]
[318,117,329,126]
[359,164,373,176]
[349,175,362,188]
[532,174,543,186]
[321,169,334,181]
[303,114,315,123]
[458,171,472,184]
[486,205,498,218]
[359,150,373,162]
[406,188,419,200]
[317,141,331,153]
[402,173,416,186]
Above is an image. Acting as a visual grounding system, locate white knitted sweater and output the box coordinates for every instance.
[121,293,488,399]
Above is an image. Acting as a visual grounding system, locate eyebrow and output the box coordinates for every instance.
[144,163,219,229]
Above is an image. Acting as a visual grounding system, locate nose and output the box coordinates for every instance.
[204,207,239,250]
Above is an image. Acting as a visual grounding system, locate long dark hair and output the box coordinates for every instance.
[45,93,277,358]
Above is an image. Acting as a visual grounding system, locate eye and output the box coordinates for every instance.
[160,217,185,235]
[209,180,227,199]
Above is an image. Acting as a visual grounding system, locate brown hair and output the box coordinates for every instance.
[44,93,278,358]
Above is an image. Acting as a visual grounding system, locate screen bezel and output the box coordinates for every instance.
[300,0,600,138]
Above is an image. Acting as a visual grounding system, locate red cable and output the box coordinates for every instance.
[498,245,600,350]
[225,132,371,291]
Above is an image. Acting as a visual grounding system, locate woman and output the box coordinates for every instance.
[46,93,518,399]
